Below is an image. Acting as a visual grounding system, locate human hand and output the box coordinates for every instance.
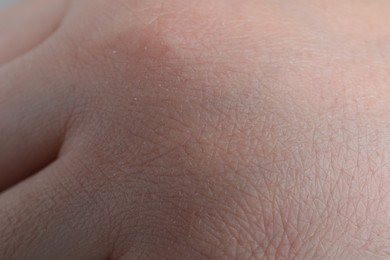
[1,0,389,259]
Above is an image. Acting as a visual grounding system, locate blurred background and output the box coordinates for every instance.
[0,0,19,9]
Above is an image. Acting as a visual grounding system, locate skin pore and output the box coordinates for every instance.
[0,0,389,259]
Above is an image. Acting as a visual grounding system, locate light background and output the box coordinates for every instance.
[0,0,20,9]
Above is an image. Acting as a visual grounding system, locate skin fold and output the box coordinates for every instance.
[0,0,389,259]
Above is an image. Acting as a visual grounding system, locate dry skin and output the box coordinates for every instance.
[0,0,389,259]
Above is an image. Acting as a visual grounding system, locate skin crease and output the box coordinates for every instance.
[0,0,390,259]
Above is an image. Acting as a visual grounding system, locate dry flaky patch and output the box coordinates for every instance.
[49,0,390,259]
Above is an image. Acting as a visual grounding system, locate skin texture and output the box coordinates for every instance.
[0,0,390,259]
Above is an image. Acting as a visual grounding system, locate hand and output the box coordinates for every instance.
[1,0,389,259]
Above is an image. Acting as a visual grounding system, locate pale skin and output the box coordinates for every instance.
[0,0,390,259]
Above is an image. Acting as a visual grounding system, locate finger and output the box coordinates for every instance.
[0,52,75,191]
[0,0,68,64]
[0,155,113,259]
